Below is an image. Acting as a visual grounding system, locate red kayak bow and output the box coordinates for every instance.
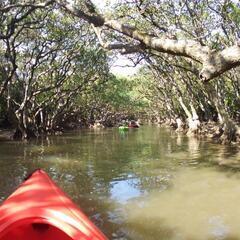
[0,169,107,240]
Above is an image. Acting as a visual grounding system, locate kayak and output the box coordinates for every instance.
[118,126,129,131]
[128,125,139,128]
[0,169,107,240]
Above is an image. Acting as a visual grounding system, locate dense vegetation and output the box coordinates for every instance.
[0,0,240,143]
[0,2,144,139]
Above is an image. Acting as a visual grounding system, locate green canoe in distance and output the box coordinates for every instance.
[118,126,129,131]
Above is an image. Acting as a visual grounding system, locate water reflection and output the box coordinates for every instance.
[110,178,142,204]
[0,127,240,239]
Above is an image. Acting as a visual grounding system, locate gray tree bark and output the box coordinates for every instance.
[57,1,240,82]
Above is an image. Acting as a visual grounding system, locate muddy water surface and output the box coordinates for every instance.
[0,126,239,239]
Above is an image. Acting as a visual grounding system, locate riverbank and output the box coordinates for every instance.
[0,129,14,141]
[198,121,240,144]
[1,120,240,145]
[160,119,240,145]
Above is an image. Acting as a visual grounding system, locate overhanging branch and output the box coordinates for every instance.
[56,0,240,81]
[91,24,145,54]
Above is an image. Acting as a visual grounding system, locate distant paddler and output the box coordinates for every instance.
[128,120,140,128]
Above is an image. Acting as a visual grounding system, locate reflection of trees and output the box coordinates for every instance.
[211,144,240,169]
[0,127,179,237]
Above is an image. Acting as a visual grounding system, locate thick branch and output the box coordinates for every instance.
[57,1,240,81]
[91,24,145,54]
[200,45,240,82]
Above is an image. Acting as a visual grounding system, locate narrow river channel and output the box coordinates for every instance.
[0,126,240,239]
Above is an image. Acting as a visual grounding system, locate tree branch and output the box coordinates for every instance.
[57,0,240,82]
[91,24,145,54]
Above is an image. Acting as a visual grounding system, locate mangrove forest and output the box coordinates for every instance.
[0,0,239,143]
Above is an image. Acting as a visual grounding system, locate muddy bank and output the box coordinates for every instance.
[1,118,240,147]
[159,119,240,145]
[0,129,15,141]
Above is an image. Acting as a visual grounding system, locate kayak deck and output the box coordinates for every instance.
[0,169,107,240]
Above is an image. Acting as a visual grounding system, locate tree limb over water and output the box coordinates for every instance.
[56,0,240,82]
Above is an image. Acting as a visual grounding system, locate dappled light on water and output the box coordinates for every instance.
[124,167,240,240]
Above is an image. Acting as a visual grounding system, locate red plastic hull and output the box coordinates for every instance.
[0,169,107,240]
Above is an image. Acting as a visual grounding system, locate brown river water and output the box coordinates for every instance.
[0,126,240,239]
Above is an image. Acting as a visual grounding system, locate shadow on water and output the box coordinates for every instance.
[0,126,240,239]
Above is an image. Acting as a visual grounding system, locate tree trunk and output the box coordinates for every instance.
[14,111,27,140]
[14,110,37,140]
[176,117,185,132]
[178,97,200,135]
[205,85,237,143]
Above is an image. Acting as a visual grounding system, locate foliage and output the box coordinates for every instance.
[74,74,147,126]
[0,0,240,141]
